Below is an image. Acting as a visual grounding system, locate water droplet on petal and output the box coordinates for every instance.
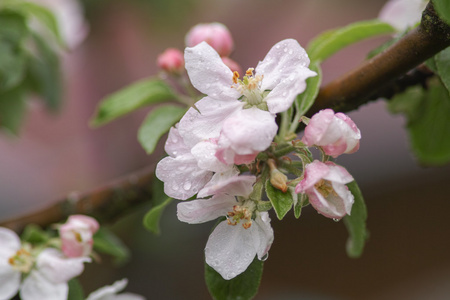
[261,253,269,261]
[276,45,280,49]
[283,48,288,53]
[172,184,179,191]
[230,272,237,278]
[183,181,192,190]
[288,50,293,55]
[333,218,340,222]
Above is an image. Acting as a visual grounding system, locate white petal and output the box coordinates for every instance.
[36,248,89,284]
[111,294,146,300]
[220,107,277,154]
[0,227,21,256]
[332,181,355,216]
[322,163,354,185]
[86,278,145,300]
[256,39,312,91]
[178,98,243,147]
[177,195,237,224]
[0,266,20,300]
[205,221,257,280]
[265,68,317,114]
[200,174,256,198]
[378,0,426,31]
[155,155,213,200]
[20,270,68,300]
[252,212,274,260]
[197,168,239,198]
[185,42,241,100]
[164,127,190,157]
[191,140,230,173]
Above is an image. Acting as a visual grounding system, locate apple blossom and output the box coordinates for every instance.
[295,160,355,220]
[181,39,316,164]
[0,227,23,300]
[302,109,361,158]
[86,279,146,300]
[177,174,274,280]
[59,214,99,258]
[378,0,427,32]
[185,22,234,57]
[157,48,185,74]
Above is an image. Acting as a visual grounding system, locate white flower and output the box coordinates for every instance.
[177,175,274,280]
[0,227,90,300]
[181,39,316,165]
[378,0,427,32]
[86,279,146,300]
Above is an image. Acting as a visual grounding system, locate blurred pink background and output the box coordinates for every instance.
[1,0,450,299]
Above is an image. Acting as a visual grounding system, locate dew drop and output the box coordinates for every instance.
[283,48,288,52]
[288,49,293,55]
[282,91,287,97]
[172,151,177,155]
[276,45,281,49]
[183,181,192,190]
[172,184,179,191]
[261,253,269,261]
[230,272,237,278]
[333,218,340,222]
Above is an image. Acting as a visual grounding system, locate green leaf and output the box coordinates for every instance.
[143,197,173,235]
[9,2,64,47]
[93,227,130,264]
[67,279,84,300]
[295,62,322,117]
[343,180,368,258]
[307,20,395,63]
[432,0,450,25]
[387,85,424,123]
[91,78,176,127]
[205,257,263,300]
[138,105,186,154]
[265,180,293,220]
[435,47,450,96]
[0,11,28,91]
[0,85,26,135]
[408,81,450,165]
[21,224,51,244]
[25,32,62,111]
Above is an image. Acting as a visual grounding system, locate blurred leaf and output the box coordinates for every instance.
[205,257,263,300]
[294,192,308,219]
[143,197,173,235]
[138,105,186,154]
[21,224,51,244]
[432,0,450,25]
[295,62,321,117]
[343,180,368,258]
[408,81,450,165]
[93,227,130,264]
[0,11,28,91]
[265,180,293,220]
[91,78,176,127]
[387,85,424,123]
[435,47,450,95]
[0,85,26,135]
[307,20,395,63]
[6,1,64,47]
[25,32,62,111]
[67,279,84,300]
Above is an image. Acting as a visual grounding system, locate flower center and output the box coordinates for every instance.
[232,68,268,110]
[8,248,34,273]
[314,179,338,198]
[226,201,255,229]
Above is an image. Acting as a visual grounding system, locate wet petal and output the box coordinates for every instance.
[177,194,237,224]
[20,270,68,300]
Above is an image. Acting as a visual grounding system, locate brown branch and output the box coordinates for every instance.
[0,165,155,233]
[308,2,450,116]
[2,3,450,233]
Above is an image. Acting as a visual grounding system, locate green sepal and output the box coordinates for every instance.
[343,180,368,258]
[143,197,173,235]
[91,78,176,127]
[307,19,395,63]
[21,224,51,244]
[93,227,130,265]
[138,105,186,154]
[67,278,85,300]
[265,180,293,220]
[294,192,308,219]
[205,256,264,300]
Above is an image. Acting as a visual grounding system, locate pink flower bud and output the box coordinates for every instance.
[59,215,99,258]
[157,48,185,74]
[296,160,354,220]
[302,109,361,158]
[221,56,242,75]
[185,22,234,57]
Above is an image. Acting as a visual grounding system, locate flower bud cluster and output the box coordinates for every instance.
[155,23,361,281]
[0,215,98,300]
